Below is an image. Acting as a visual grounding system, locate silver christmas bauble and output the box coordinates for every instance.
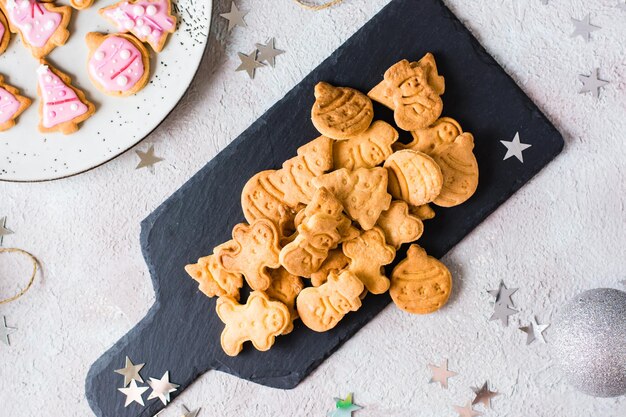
[551,288,626,397]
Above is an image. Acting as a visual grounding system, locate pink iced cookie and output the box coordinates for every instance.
[86,32,150,97]
[0,0,71,58]
[0,74,31,132]
[37,62,95,135]
[99,0,176,52]
[0,9,9,55]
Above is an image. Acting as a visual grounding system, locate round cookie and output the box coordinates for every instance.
[311,82,373,140]
[384,149,443,207]
[432,133,479,207]
[86,32,151,97]
[0,10,9,55]
[390,244,452,314]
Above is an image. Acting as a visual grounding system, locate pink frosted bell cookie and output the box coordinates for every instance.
[99,0,176,52]
[0,9,10,55]
[86,32,150,97]
[0,0,71,58]
[0,74,31,132]
[36,61,95,135]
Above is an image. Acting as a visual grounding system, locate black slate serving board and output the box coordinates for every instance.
[86,0,564,415]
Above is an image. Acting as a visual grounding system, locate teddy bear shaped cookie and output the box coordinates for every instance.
[343,227,396,295]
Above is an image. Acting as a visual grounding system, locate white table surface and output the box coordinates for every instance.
[1,0,625,416]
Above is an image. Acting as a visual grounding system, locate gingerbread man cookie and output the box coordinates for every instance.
[266,267,304,334]
[431,133,479,207]
[390,244,452,314]
[333,120,399,170]
[311,82,374,140]
[384,150,443,207]
[297,270,364,332]
[0,10,9,55]
[368,53,445,131]
[99,0,176,53]
[280,187,354,277]
[215,219,281,291]
[185,254,243,300]
[37,62,96,134]
[216,291,290,356]
[0,75,31,132]
[313,167,392,230]
[376,201,424,249]
[309,249,351,287]
[400,117,463,154]
[0,0,71,59]
[86,32,151,97]
[343,228,395,294]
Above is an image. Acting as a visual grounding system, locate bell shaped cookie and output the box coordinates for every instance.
[311,82,373,140]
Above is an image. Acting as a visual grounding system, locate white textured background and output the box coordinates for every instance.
[1,0,626,416]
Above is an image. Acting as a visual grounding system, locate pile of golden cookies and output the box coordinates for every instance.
[185,53,479,357]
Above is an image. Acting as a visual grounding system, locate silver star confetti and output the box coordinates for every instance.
[136,145,164,170]
[453,401,482,417]
[118,380,149,407]
[578,68,609,98]
[519,316,549,344]
[500,132,531,163]
[147,371,179,405]
[220,2,247,32]
[0,216,13,246]
[428,359,458,389]
[570,14,600,42]
[487,281,518,308]
[0,316,17,346]
[471,381,499,409]
[255,38,285,68]
[236,50,265,79]
[181,405,201,417]
[114,356,145,387]
[490,302,518,326]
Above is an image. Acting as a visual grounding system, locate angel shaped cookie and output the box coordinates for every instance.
[216,291,290,356]
[368,53,445,131]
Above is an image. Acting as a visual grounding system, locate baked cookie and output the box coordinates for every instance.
[241,170,296,234]
[280,187,354,277]
[332,120,398,170]
[36,62,95,134]
[265,267,304,334]
[390,244,452,314]
[431,133,479,207]
[376,200,423,249]
[311,82,373,140]
[309,249,350,287]
[384,150,443,207]
[0,9,9,55]
[0,75,31,132]
[184,254,243,300]
[400,117,462,154]
[368,53,445,131]
[216,291,290,356]
[86,32,150,97]
[99,0,176,52]
[71,0,94,10]
[409,203,436,221]
[215,219,281,291]
[297,270,364,332]
[0,0,71,59]
[343,227,395,294]
[313,167,392,230]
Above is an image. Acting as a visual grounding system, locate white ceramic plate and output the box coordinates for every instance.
[0,0,211,182]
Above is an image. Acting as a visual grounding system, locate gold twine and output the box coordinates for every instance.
[0,248,38,305]
[293,0,344,11]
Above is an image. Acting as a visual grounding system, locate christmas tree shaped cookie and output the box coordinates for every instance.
[0,10,10,55]
[37,62,95,134]
[99,0,176,52]
[0,74,31,132]
[0,0,71,58]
